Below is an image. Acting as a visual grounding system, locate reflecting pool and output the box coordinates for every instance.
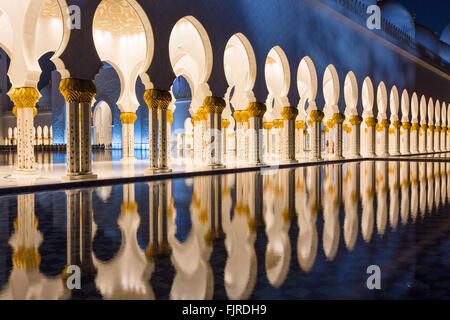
[0,160,449,300]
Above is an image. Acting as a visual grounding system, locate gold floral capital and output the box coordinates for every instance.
[310,110,325,122]
[349,115,363,126]
[143,89,172,110]
[222,118,230,128]
[246,102,266,118]
[365,117,377,127]
[167,110,174,124]
[295,121,306,130]
[263,121,274,130]
[203,96,226,114]
[402,122,411,130]
[434,126,441,133]
[428,125,435,131]
[120,112,137,124]
[392,120,401,129]
[332,113,345,124]
[420,124,427,131]
[59,78,96,103]
[411,123,420,131]
[240,110,249,122]
[233,110,242,122]
[281,106,298,120]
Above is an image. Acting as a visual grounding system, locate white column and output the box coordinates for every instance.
[365,117,377,157]
[309,110,324,161]
[427,125,434,152]
[377,119,390,157]
[281,106,298,163]
[120,112,137,162]
[263,121,273,161]
[221,119,230,162]
[332,113,345,160]
[440,126,446,152]
[158,108,170,171]
[204,97,226,168]
[10,88,39,174]
[391,121,401,156]
[434,126,441,152]
[349,115,363,158]
[401,122,411,155]
[419,124,427,153]
[247,102,266,165]
[410,123,420,154]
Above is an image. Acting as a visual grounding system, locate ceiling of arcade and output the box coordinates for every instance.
[40,0,144,36]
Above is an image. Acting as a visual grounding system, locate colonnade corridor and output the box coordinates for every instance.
[0,159,449,300]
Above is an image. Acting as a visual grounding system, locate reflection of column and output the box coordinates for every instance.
[349,115,362,158]
[419,124,427,153]
[332,113,345,160]
[419,162,427,219]
[60,79,97,180]
[10,88,39,174]
[143,89,172,173]
[361,161,375,242]
[400,162,410,225]
[377,119,390,157]
[427,162,434,213]
[441,162,447,205]
[323,165,340,260]
[410,123,420,154]
[410,162,419,222]
[365,117,377,157]
[389,162,400,229]
[375,161,388,235]
[205,97,226,167]
[281,107,298,163]
[401,122,411,155]
[310,110,324,161]
[433,162,440,208]
[247,103,266,165]
[120,112,137,162]
[343,163,359,250]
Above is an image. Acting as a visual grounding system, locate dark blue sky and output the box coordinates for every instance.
[394,0,450,36]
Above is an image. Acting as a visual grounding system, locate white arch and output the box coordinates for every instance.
[224,33,256,114]
[362,77,374,118]
[420,95,427,125]
[435,100,441,126]
[0,8,13,57]
[93,101,112,146]
[169,16,213,114]
[400,89,410,122]
[297,56,318,117]
[322,64,340,118]
[389,85,399,122]
[427,97,434,125]
[265,46,291,120]
[377,82,388,120]
[93,0,153,113]
[344,71,358,116]
[411,92,419,123]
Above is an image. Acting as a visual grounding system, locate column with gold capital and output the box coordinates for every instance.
[401,122,411,155]
[281,106,298,163]
[221,118,230,162]
[59,79,97,180]
[204,96,226,167]
[10,87,39,174]
[263,121,273,160]
[427,124,435,152]
[365,117,377,157]
[434,125,441,152]
[120,112,137,162]
[419,124,427,153]
[167,109,174,161]
[349,115,363,158]
[247,102,266,165]
[447,127,450,151]
[410,123,420,154]
[377,119,390,157]
[233,111,243,162]
[440,125,446,152]
[391,120,401,156]
[309,109,324,161]
[332,113,345,160]
[295,120,306,158]
[143,89,172,173]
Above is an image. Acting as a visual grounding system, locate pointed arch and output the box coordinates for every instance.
[389,85,399,121]
[362,77,374,117]
[297,56,318,116]
[322,64,340,117]
[427,97,434,125]
[344,71,358,115]
[420,95,427,124]
[401,89,410,122]
[377,81,388,119]
[411,92,419,123]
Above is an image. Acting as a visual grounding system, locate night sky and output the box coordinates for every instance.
[394,0,450,37]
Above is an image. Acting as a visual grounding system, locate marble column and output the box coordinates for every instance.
[241,111,250,163]
[192,114,201,163]
[273,119,283,161]
[59,79,97,180]
[401,122,411,155]
[281,106,298,163]
[326,119,334,157]
[365,117,377,157]
[427,124,435,152]
[410,123,420,154]
[204,96,226,168]
[234,111,243,162]
[221,118,230,161]
[440,126,447,152]
[349,115,363,158]
[295,121,306,159]
[391,121,401,156]
[309,110,324,161]
[10,88,39,175]
[167,109,174,161]
[247,102,267,165]
[447,127,450,151]
[120,112,137,162]
[376,119,388,157]
[434,125,441,152]
[331,113,345,160]
[143,89,172,174]
[419,124,427,153]
[263,121,273,160]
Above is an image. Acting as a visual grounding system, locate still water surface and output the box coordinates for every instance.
[0,160,449,299]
